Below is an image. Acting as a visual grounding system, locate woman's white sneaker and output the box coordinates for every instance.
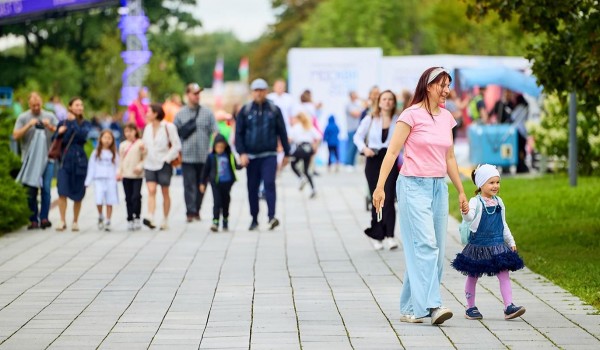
[384,237,399,250]
[430,307,453,325]
[400,314,423,323]
[370,239,384,250]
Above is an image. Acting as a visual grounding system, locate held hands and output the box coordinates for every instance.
[240,154,249,167]
[281,156,289,168]
[372,187,385,214]
[459,192,469,214]
[199,184,206,193]
[511,246,518,252]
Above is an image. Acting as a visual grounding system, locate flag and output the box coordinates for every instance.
[212,55,224,109]
[238,56,249,83]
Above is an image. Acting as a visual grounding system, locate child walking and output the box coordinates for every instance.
[85,129,119,231]
[289,112,321,198]
[323,115,340,172]
[451,164,526,320]
[117,123,145,231]
[199,134,241,232]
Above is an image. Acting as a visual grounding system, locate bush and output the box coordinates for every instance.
[528,94,600,175]
[0,111,29,233]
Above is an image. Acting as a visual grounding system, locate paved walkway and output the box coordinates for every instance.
[0,168,598,350]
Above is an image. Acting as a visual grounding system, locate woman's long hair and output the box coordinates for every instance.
[96,129,117,163]
[372,90,397,118]
[408,67,452,117]
[295,112,312,130]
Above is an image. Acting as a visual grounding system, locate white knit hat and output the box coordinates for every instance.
[474,164,500,189]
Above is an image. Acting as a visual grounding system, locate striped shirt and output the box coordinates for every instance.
[174,104,218,164]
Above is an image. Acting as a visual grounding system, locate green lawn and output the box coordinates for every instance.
[448,175,600,311]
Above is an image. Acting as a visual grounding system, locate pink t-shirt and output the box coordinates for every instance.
[398,105,457,177]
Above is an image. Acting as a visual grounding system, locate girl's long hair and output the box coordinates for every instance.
[372,90,397,118]
[96,129,117,163]
[295,112,312,130]
[408,67,452,117]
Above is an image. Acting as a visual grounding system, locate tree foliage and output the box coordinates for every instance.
[467,0,600,115]
[144,49,185,102]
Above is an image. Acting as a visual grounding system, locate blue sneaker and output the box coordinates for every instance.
[504,303,526,320]
[465,306,483,320]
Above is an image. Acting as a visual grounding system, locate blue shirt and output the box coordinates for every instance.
[217,154,232,182]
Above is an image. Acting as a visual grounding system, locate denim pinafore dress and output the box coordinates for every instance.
[451,197,524,277]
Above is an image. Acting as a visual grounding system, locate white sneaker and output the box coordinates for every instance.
[400,314,424,323]
[384,237,399,250]
[430,307,453,325]
[104,221,111,232]
[370,239,384,250]
[127,221,135,231]
[133,218,141,230]
[299,178,308,191]
[97,217,104,230]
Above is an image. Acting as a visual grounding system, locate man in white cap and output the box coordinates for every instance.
[235,78,290,230]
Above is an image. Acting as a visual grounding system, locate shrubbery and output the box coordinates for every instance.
[0,111,29,233]
[528,94,600,175]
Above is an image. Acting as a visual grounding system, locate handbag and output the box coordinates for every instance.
[48,136,63,160]
[178,107,200,140]
[164,124,182,167]
[459,195,481,245]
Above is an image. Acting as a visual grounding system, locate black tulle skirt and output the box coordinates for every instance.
[451,243,524,277]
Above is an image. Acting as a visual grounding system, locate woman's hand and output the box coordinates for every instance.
[459,192,469,214]
[58,125,67,134]
[363,148,375,157]
[372,187,385,214]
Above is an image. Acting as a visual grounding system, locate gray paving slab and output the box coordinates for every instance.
[0,165,598,349]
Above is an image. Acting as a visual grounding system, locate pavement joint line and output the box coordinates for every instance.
[0,231,60,269]
[93,228,187,349]
[0,232,131,347]
[322,184,406,349]
[303,188,355,350]
[0,234,80,287]
[282,187,304,350]
[42,231,157,349]
[147,228,216,348]
[248,222,261,349]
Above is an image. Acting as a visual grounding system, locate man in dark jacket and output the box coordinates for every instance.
[235,78,290,231]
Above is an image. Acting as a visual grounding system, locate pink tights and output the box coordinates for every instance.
[465,270,512,309]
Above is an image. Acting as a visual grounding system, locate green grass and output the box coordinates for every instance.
[448,175,600,311]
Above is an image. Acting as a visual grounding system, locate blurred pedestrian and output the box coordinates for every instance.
[127,88,148,130]
[289,112,321,198]
[323,115,340,172]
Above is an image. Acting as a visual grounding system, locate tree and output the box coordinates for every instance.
[144,49,184,103]
[467,0,600,116]
[184,32,251,88]
[32,47,83,97]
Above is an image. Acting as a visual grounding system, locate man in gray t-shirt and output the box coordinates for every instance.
[13,92,58,229]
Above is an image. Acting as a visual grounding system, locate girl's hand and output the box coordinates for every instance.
[363,148,375,157]
[116,174,122,181]
[372,187,385,214]
[199,184,206,193]
[459,192,469,214]
[511,246,517,252]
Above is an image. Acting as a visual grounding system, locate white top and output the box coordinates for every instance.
[267,92,295,132]
[462,196,516,247]
[85,149,119,186]
[142,121,182,171]
[289,124,321,144]
[353,114,398,152]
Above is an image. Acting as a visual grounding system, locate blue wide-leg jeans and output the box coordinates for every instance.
[397,175,449,318]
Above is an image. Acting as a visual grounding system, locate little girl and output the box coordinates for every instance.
[85,130,119,231]
[451,164,526,320]
[117,123,145,231]
[289,112,321,198]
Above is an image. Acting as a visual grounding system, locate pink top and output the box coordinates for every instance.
[398,105,457,177]
[127,100,148,130]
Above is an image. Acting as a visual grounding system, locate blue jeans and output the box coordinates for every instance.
[344,131,358,166]
[396,175,449,318]
[27,161,54,223]
[247,156,277,221]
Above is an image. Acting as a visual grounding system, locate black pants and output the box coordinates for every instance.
[291,154,314,190]
[182,162,205,217]
[516,133,529,173]
[364,149,399,240]
[122,178,143,221]
[328,145,339,165]
[211,181,233,221]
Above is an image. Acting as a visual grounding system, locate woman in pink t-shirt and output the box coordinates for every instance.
[372,67,469,325]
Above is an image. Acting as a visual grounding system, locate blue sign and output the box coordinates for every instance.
[0,0,118,24]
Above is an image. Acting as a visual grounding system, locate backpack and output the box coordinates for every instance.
[459,195,481,245]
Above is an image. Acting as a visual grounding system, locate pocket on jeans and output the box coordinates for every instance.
[404,177,424,192]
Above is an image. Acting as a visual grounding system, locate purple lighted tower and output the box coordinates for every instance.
[118,0,151,106]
